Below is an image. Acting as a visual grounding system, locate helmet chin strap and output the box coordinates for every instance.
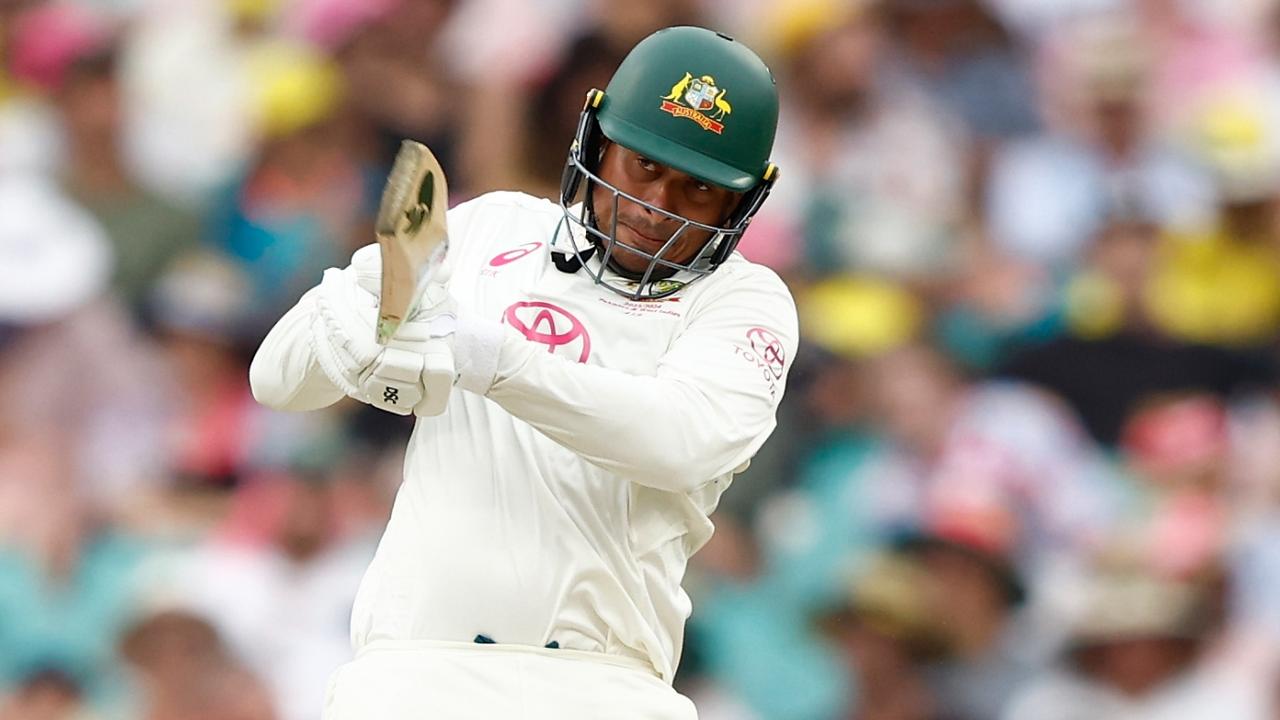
[552,244,594,273]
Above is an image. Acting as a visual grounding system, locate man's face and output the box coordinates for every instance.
[591,141,741,276]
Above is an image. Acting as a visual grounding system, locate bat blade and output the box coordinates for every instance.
[375,140,449,345]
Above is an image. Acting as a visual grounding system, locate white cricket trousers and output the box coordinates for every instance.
[322,639,699,720]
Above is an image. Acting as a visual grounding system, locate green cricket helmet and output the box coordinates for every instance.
[557,26,780,300]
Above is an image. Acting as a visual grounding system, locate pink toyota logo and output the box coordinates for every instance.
[503,301,591,363]
[746,327,785,378]
[489,242,544,267]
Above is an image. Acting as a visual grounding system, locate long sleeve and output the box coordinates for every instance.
[484,268,798,494]
[248,286,345,412]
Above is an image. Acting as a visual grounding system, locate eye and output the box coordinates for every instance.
[685,179,716,204]
[636,156,658,173]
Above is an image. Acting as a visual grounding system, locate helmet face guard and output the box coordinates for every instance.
[557,95,777,300]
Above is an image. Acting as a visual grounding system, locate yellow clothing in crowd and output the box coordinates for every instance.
[1145,229,1280,346]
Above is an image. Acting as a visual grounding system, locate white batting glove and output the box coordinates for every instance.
[357,290,458,417]
[310,260,458,417]
[310,266,381,395]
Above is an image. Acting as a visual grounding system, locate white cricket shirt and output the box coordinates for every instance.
[250,191,798,682]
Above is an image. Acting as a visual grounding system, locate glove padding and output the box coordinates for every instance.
[309,253,457,417]
[356,311,457,417]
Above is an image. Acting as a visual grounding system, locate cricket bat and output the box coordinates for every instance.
[374,140,450,345]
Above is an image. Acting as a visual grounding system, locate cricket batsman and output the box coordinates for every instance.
[250,26,796,719]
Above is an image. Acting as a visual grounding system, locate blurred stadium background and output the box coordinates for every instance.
[2,0,1280,718]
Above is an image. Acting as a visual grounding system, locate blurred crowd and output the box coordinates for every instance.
[2,0,1280,718]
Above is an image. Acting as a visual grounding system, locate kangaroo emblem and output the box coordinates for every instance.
[663,72,693,101]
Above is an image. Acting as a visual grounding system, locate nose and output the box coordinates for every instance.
[636,178,678,217]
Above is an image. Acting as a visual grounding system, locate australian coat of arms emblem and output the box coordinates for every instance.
[660,72,731,134]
